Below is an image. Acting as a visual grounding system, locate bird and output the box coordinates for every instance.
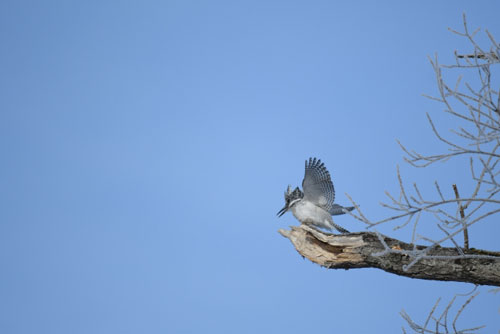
[277,157,354,234]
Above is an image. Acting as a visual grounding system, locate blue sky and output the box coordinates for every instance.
[1,1,499,333]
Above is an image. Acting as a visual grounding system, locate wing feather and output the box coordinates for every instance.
[302,157,336,212]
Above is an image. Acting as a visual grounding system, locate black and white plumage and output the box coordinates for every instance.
[277,158,353,233]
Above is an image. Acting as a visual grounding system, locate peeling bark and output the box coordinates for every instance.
[279,225,500,287]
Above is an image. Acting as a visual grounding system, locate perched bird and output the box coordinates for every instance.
[277,157,354,233]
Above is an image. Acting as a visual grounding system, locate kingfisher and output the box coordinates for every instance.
[277,157,353,233]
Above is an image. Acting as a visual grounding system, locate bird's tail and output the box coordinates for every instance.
[330,204,355,216]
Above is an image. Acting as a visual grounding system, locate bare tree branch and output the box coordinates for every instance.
[401,286,483,334]
[279,225,500,286]
[452,184,469,250]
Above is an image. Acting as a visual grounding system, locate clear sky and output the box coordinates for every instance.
[1,1,499,333]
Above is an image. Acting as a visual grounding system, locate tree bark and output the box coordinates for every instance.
[278,225,500,287]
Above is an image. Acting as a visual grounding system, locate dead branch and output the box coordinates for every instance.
[279,225,500,287]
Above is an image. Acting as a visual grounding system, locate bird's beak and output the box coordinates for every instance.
[277,205,288,217]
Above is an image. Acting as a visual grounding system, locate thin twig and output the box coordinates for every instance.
[452,184,469,250]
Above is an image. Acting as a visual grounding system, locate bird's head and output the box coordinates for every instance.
[277,185,303,217]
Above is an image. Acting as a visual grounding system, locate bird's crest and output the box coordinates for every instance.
[284,185,303,204]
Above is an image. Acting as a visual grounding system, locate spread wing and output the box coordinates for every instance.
[302,157,336,212]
